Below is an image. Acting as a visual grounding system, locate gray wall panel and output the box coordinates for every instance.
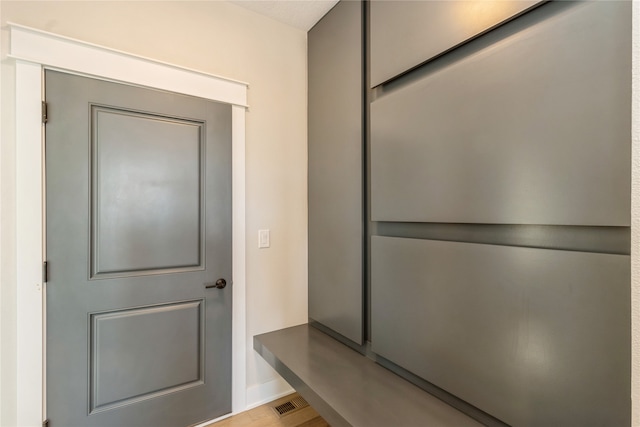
[369,0,542,87]
[371,1,631,225]
[371,236,630,426]
[308,0,363,344]
[376,223,630,255]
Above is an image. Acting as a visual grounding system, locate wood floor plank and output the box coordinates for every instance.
[297,416,330,427]
[207,394,328,427]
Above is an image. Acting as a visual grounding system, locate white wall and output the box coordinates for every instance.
[0,2,4,422]
[0,1,308,425]
[0,3,17,425]
[0,4,3,424]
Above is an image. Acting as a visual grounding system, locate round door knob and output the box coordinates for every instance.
[215,278,227,289]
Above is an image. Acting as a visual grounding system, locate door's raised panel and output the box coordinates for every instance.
[89,300,204,413]
[91,106,204,277]
[371,236,630,426]
[370,0,542,87]
[308,0,363,344]
[371,1,631,225]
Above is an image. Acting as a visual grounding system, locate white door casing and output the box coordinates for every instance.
[8,23,248,427]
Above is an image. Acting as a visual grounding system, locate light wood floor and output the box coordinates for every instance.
[207,394,329,427]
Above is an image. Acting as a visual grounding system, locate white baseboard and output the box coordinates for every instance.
[191,377,294,427]
[246,377,294,410]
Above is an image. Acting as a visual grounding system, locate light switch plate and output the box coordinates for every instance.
[258,229,270,248]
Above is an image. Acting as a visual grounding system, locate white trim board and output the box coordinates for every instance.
[9,23,248,427]
[192,378,294,427]
[8,23,249,108]
[246,377,294,410]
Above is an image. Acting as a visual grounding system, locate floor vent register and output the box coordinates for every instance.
[272,395,310,417]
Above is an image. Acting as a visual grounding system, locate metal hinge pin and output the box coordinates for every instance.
[42,101,48,124]
[43,261,49,283]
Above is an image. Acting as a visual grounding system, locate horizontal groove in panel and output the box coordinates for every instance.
[370,0,545,88]
[376,223,630,255]
[373,1,566,97]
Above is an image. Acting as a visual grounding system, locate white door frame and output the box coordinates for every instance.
[9,23,247,427]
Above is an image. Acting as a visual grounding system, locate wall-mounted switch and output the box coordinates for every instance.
[258,229,270,248]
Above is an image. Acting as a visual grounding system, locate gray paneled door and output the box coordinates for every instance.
[45,70,232,427]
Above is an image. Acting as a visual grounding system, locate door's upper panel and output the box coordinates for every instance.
[91,107,204,278]
[370,0,542,87]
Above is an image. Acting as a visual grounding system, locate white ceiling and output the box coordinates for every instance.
[229,0,339,31]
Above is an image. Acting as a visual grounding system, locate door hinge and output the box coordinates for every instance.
[43,261,49,283]
[43,419,49,427]
[42,101,48,124]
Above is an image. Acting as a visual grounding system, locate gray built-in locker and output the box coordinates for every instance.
[366,0,631,425]
[308,0,363,344]
[307,0,631,425]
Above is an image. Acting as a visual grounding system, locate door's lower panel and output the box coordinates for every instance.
[371,236,630,426]
[89,300,204,413]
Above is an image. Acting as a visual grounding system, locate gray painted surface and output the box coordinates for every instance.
[376,223,630,255]
[308,0,363,344]
[369,0,542,87]
[371,236,630,426]
[46,70,232,427]
[371,1,631,225]
[91,107,203,276]
[255,325,484,427]
[90,301,204,413]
